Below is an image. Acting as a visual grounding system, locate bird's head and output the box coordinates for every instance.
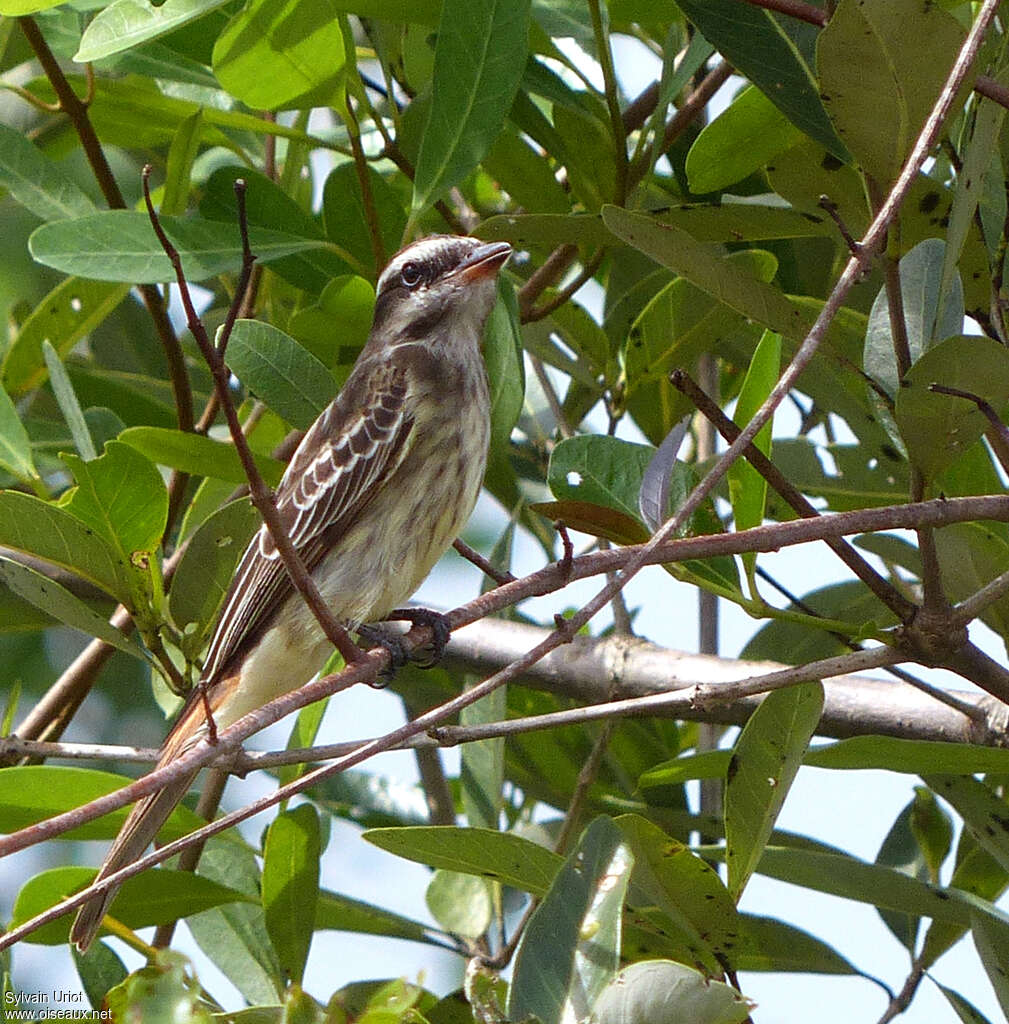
[372,235,512,348]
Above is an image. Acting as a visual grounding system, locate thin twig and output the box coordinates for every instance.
[453,538,516,586]
[928,383,1009,474]
[141,169,363,668]
[672,369,916,620]
[345,94,386,269]
[523,250,605,324]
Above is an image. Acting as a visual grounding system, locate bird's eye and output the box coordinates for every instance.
[400,261,424,288]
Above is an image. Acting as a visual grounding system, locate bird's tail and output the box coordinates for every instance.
[70,689,214,951]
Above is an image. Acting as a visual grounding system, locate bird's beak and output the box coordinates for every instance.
[458,241,512,282]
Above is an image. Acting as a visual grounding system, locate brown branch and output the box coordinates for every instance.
[345,94,386,269]
[672,368,917,621]
[3,494,1009,925]
[453,538,516,586]
[141,170,363,668]
[739,0,827,27]
[523,250,605,324]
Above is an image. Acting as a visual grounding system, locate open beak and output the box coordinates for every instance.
[458,241,512,282]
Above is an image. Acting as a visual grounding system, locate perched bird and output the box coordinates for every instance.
[71,234,512,950]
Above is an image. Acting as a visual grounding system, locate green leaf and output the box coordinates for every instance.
[0,556,147,661]
[161,109,204,217]
[484,279,525,452]
[75,0,234,61]
[29,212,328,284]
[118,426,284,486]
[411,0,531,219]
[725,681,823,901]
[866,239,965,403]
[972,909,1009,1018]
[548,435,654,524]
[727,329,780,582]
[617,814,742,976]
[362,826,563,896]
[509,818,631,1024]
[741,580,898,663]
[12,866,251,945]
[0,383,37,483]
[934,523,1009,640]
[589,961,751,1024]
[935,982,999,1024]
[201,167,349,295]
[601,206,840,349]
[61,442,168,605]
[733,914,858,975]
[817,0,964,184]
[43,341,97,462]
[686,86,802,194]
[321,164,408,281]
[924,775,1009,876]
[225,319,337,430]
[911,786,954,883]
[2,277,131,398]
[0,765,205,841]
[426,870,492,939]
[168,498,260,658]
[262,804,321,986]
[894,334,1009,482]
[922,834,1009,969]
[287,275,375,369]
[874,799,926,952]
[747,845,1009,930]
[72,940,128,1012]
[188,840,284,1006]
[0,491,126,602]
[315,889,434,944]
[676,0,847,161]
[213,0,346,111]
[0,124,95,220]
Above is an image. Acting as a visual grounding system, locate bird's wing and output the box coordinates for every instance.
[199,361,414,683]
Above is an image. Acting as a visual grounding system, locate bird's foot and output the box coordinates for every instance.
[385,607,452,669]
[356,623,410,687]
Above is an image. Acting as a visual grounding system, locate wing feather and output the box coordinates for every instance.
[200,362,412,683]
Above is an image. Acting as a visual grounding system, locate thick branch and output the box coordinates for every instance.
[440,618,1009,746]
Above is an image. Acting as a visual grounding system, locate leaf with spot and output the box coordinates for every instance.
[725,681,823,902]
[617,814,743,977]
[0,491,126,602]
[971,909,1009,1019]
[509,817,632,1024]
[894,335,1009,483]
[676,0,847,160]
[0,556,147,662]
[2,277,131,398]
[60,441,168,611]
[168,498,260,661]
[923,775,1009,877]
[817,0,964,185]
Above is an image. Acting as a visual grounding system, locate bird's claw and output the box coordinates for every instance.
[386,606,451,668]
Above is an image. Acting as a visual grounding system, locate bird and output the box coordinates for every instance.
[70,234,512,950]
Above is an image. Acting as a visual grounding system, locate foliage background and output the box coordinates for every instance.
[1,0,1009,1022]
